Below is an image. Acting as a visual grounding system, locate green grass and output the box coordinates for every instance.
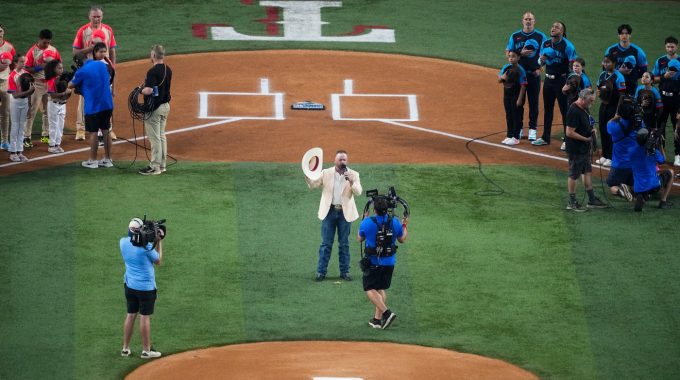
[2,162,680,379]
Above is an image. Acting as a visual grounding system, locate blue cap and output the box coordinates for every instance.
[542,47,556,59]
[668,59,680,72]
[622,55,637,69]
[524,40,539,58]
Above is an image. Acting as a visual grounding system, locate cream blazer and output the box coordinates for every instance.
[306,167,362,222]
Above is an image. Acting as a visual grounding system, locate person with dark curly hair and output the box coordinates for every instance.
[498,50,527,145]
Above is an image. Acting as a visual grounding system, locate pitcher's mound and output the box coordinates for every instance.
[127,341,537,379]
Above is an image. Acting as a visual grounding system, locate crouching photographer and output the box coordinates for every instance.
[629,129,674,211]
[358,194,408,330]
[606,95,642,201]
[119,217,166,359]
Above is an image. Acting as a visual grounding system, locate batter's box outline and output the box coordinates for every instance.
[198,78,285,120]
[331,79,419,122]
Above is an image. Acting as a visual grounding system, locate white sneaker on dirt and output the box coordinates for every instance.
[674,155,680,167]
[502,137,511,144]
[528,129,537,141]
[560,142,566,151]
[507,137,520,145]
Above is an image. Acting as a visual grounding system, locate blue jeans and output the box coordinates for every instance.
[317,208,351,275]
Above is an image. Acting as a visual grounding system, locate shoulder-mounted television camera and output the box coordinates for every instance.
[363,186,410,218]
[131,215,167,249]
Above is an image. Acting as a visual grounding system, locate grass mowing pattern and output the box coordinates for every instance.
[4,162,680,378]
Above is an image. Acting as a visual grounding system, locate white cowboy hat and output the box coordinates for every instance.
[301,147,323,181]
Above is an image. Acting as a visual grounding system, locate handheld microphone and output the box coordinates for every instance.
[341,164,349,180]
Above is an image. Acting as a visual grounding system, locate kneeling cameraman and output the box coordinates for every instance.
[120,217,165,359]
[630,129,674,211]
[606,96,641,201]
[358,196,408,330]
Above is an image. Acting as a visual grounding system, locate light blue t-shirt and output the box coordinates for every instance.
[120,237,160,291]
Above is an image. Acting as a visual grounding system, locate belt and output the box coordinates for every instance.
[51,100,67,105]
[332,204,343,210]
[545,73,565,80]
[661,91,676,97]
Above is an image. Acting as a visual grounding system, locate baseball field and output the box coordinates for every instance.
[2,1,680,379]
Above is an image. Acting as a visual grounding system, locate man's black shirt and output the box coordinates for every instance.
[144,63,172,111]
[565,102,592,156]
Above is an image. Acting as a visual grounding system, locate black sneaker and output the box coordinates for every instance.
[658,200,673,209]
[340,273,352,281]
[587,197,609,209]
[634,195,645,212]
[138,166,161,176]
[380,309,397,329]
[315,273,325,282]
[368,318,381,329]
[566,200,587,212]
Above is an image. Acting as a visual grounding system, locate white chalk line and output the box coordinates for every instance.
[0,118,241,169]
[380,120,680,188]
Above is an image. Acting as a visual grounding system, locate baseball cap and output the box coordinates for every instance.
[622,55,636,69]
[523,40,539,58]
[542,47,556,59]
[667,59,680,72]
[129,217,143,231]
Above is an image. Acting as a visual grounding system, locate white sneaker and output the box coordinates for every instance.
[18,154,28,162]
[603,159,612,167]
[98,158,114,168]
[502,137,511,144]
[507,137,520,145]
[82,160,98,169]
[528,129,537,141]
[9,154,20,162]
[674,155,680,167]
[560,142,566,151]
[57,146,65,153]
[595,157,605,165]
[121,348,131,357]
[141,349,162,359]
[48,146,60,154]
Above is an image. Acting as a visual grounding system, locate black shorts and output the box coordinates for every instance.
[85,109,113,132]
[568,153,592,180]
[124,284,157,315]
[606,167,633,187]
[363,265,394,291]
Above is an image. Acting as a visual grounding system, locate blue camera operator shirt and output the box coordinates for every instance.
[120,237,160,291]
[71,59,113,115]
[629,145,665,193]
[608,118,639,169]
[359,215,404,267]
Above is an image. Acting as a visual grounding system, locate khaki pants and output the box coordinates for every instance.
[144,102,170,170]
[76,95,85,132]
[0,79,9,143]
[24,80,49,138]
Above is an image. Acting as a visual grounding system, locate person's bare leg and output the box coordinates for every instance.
[88,131,98,161]
[123,313,137,350]
[366,290,387,318]
[140,315,152,351]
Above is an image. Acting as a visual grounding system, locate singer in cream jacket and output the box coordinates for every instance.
[305,151,362,281]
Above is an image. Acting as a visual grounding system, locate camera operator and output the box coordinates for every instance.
[629,129,674,211]
[119,218,164,359]
[358,196,408,330]
[605,96,642,201]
